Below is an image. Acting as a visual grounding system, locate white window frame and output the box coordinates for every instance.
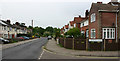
[74,23,76,27]
[102,28,115,39]
[91,29,96,38]
[91,13,96,22]
[80,23,83,27]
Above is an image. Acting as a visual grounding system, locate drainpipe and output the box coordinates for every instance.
[116,12,118,43]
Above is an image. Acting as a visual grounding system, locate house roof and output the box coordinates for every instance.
[0,20,8,26]
[65,25,69,29]
[74,17,85,24]
[89,3,119,14]
[70,21,74,26]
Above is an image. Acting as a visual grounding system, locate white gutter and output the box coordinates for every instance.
[98,10,119,12]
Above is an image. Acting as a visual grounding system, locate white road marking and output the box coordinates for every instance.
[38,50,45,59]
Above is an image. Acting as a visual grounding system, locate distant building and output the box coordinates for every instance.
[0,20,29,39]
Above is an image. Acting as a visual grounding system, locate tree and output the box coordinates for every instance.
[64,28,83,38]
[45,26,54,34]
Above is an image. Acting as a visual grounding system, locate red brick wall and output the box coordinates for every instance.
[89,13,99,39]
[80,26,88,37]
[101,13,116,27]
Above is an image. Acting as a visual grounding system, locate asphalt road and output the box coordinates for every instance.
[2,37,48,59]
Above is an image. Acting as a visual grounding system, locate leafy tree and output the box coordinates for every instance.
[43,31,51,37]
[64,28,83,38]
[45,26,54,33]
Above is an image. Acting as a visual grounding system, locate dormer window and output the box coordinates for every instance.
[91,13,96,22]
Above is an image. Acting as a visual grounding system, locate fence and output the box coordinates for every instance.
[58,38,120,51]
[59,38,86,50]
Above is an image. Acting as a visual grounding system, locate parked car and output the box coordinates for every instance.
[48,36,52,40]
[0,37,10,44]
[21,36,30,40]
[17,37,25,41]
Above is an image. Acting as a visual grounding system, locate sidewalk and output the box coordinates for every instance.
[44,39,119,57]
[0,38,39,50]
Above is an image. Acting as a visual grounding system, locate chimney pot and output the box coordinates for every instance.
[7,20,11,24]
[79,15,81,18]
[15,22,20,25]
[97,2,102,4]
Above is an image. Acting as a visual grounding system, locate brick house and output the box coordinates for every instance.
[68,21,74,30]
[73,16,85,28]
[80,18,89,38]
[60,27,64,35]
[64,25,69,33]
[88,2,119,42]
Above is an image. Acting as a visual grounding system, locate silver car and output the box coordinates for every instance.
[0,37,10,44]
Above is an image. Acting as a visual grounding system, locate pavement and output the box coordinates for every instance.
[44,39,120,57]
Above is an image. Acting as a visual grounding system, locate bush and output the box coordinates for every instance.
[64,28,85,38]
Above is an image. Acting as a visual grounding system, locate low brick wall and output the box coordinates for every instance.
[74,38,86,50]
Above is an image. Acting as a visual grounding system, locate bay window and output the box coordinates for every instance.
[102,28,115,39]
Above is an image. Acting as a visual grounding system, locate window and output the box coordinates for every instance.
[81,23,83,27]
[91,13,96,22]
[91,29,96,38]
[84,20,88,26]
[81,31,85,36]
[4,26,7,30]
[74,23,76,27]
[103,28,115,39]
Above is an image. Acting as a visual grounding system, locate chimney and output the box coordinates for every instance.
[85,10,89,17]
[15,22,20,25]
[7,20,11,24]
[97,2,102,4]
[79,15,81,18]
[111,0,118,2]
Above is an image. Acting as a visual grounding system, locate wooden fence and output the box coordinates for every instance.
[58,38,120,51]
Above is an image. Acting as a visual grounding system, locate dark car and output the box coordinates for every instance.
[0,37,10,44]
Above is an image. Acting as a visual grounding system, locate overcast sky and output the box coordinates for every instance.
[0,0,119,28]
